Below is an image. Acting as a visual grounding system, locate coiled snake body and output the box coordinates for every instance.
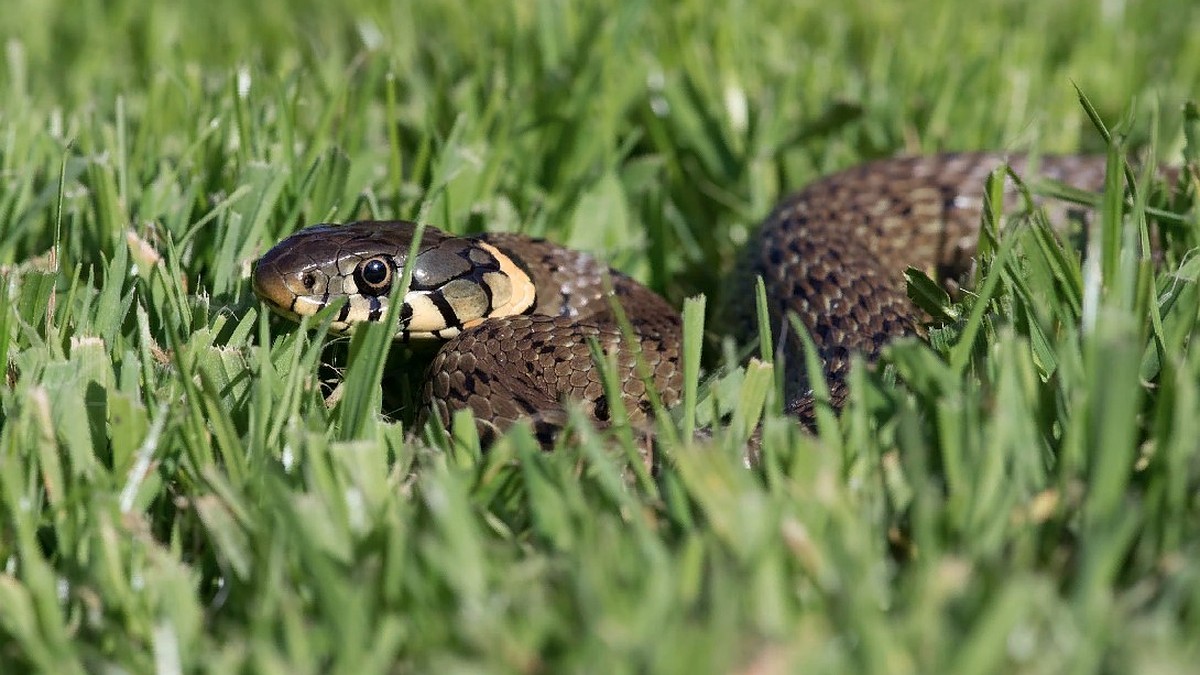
[253,152,1112,442]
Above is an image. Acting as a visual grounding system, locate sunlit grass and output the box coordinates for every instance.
[1,0,1199,671]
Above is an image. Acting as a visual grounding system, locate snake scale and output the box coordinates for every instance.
[253,152,1115,444]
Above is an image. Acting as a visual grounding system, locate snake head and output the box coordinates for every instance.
[253,220,536,340]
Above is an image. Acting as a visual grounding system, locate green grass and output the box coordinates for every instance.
[2,0,1200,671]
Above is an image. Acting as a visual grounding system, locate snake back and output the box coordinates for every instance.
[734,152,1109,417]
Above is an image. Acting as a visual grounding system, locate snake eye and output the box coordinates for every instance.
[354,256,393,296]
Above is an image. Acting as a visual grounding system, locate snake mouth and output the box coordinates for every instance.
[252,243,355,331]
[252,259,375,334]
[252,252,322,318]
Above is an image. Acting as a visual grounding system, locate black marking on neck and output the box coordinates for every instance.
[478,277,495,314]
[428,291,462,329]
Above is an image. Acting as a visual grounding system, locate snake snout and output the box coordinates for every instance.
[251,258,292,311]
[252,242,327,317]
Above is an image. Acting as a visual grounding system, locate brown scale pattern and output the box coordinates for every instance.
[423,234,683,444]
[424,314,681,445]
[733,152,1110,418]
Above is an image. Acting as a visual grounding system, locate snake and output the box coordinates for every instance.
[252,152,1123,444]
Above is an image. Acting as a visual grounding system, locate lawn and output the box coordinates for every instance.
[2,0,1200,671]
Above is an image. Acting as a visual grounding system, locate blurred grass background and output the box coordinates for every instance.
[1,0,1199,671]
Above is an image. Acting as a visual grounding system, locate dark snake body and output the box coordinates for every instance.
[418,234,684,444]
[253,152,1113,441]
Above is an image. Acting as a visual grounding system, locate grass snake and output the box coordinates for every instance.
[253,152,1146,445]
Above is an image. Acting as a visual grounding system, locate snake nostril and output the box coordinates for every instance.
[301,272,316,289]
